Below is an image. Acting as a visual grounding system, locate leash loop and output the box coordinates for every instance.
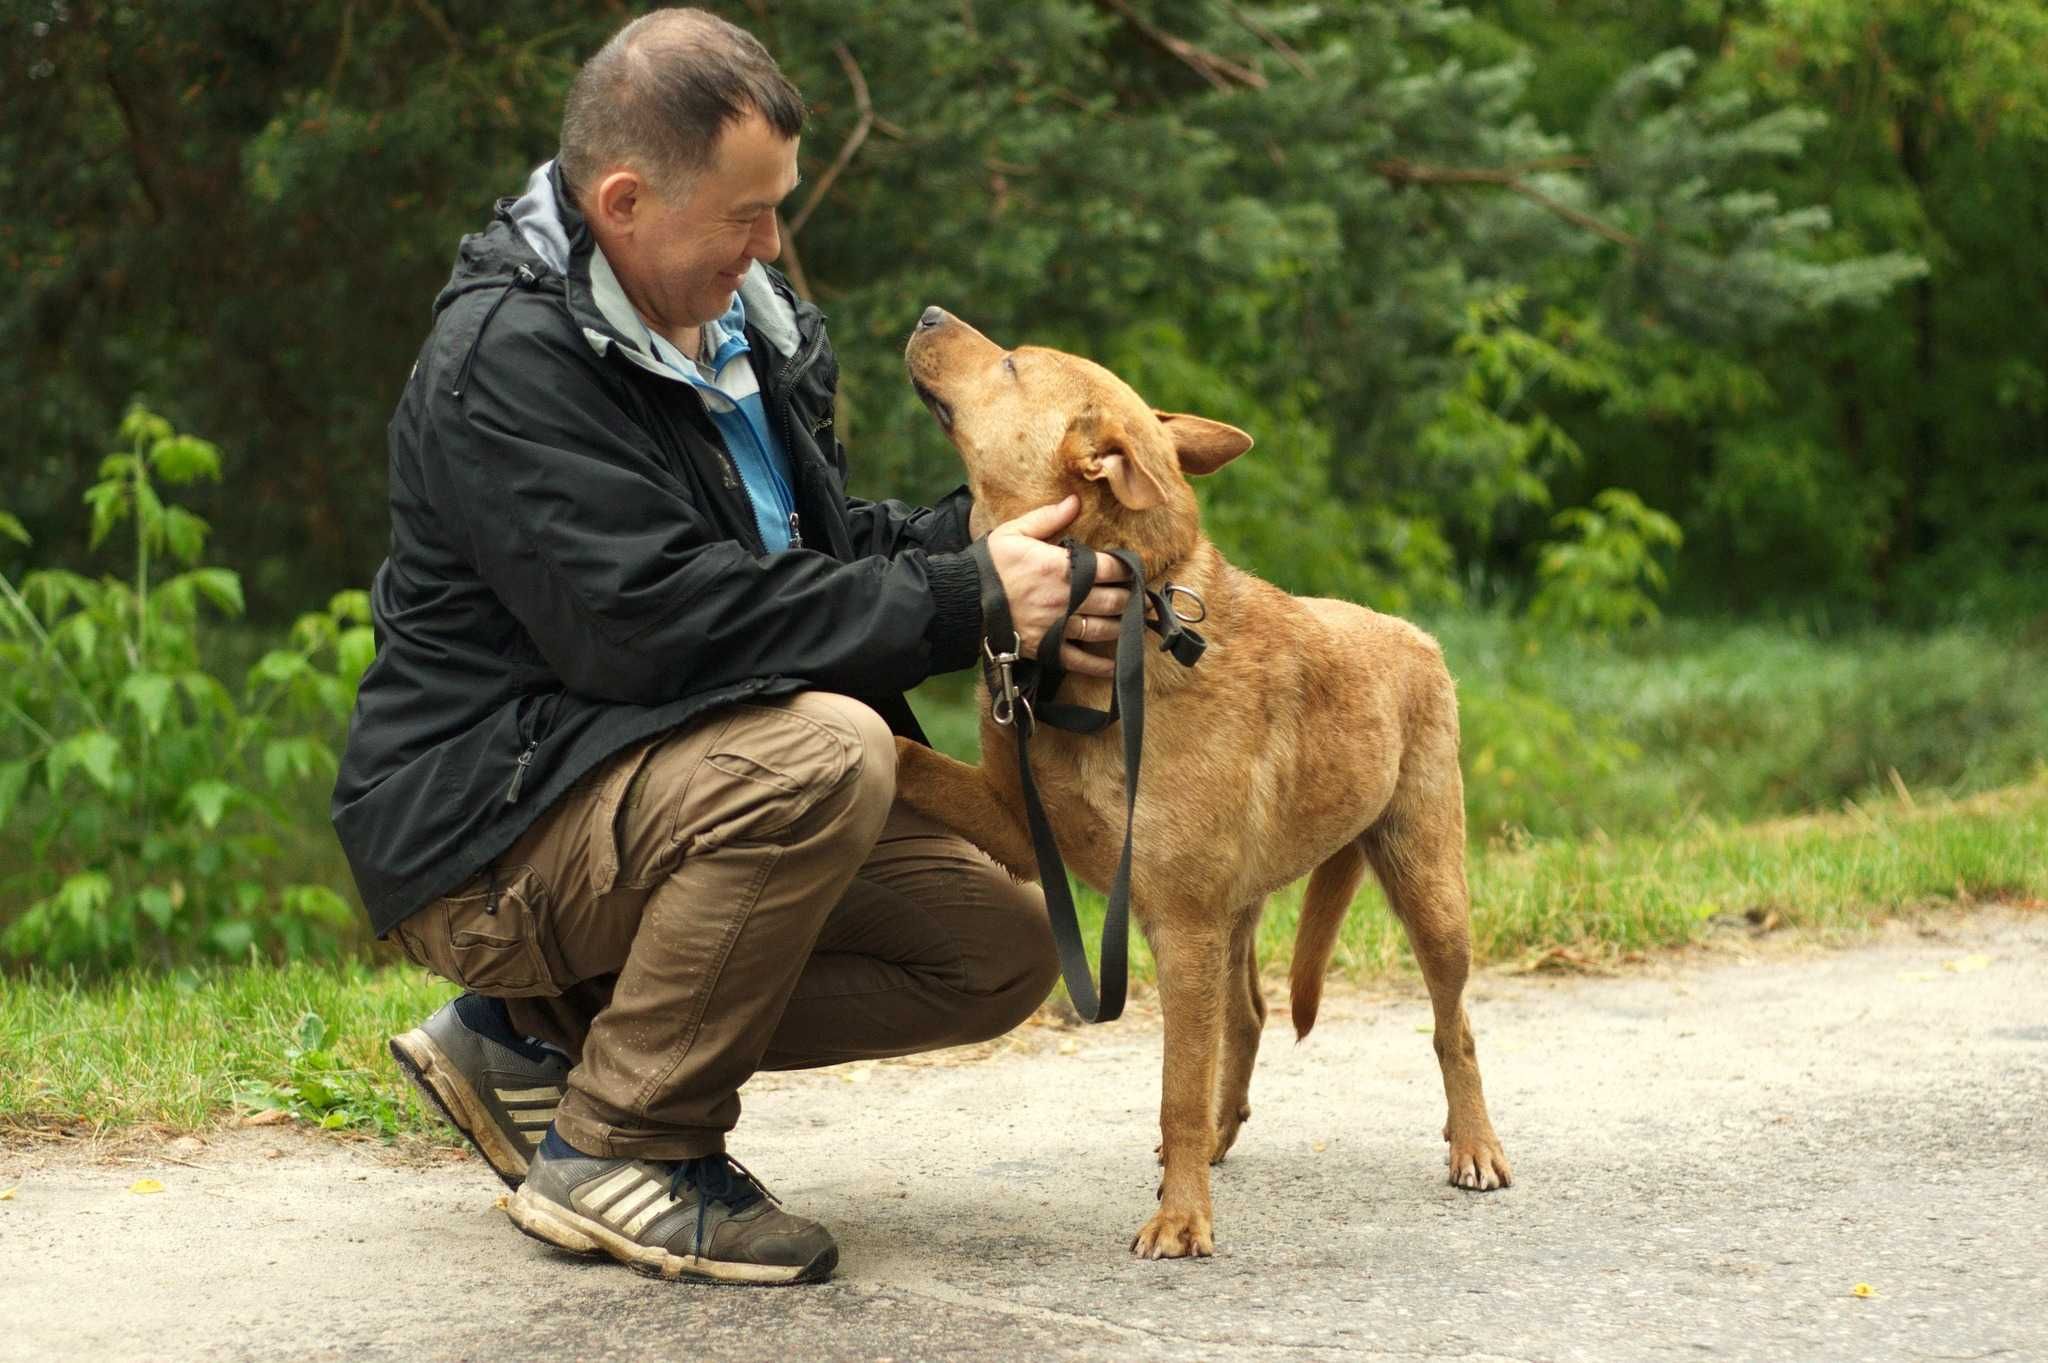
[963,533,1207,1024]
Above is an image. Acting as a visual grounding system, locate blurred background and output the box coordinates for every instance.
[4,0,2046,973]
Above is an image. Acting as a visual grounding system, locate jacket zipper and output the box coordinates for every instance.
[504,690,557,804]
[773,322,828,556]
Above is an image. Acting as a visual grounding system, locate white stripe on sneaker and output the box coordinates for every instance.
[495,1086,563,1103]
[581,1167,644,1214]
[607,1181,666,1229]
[621,1190,679,1237]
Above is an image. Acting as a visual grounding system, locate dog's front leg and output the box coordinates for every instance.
[1132,922,1228,1259]
[892,737,1037,879]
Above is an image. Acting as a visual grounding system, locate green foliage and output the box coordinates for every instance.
[1529,488,1684,633]
[234,1010,402,1135]
[10,0,1998,625]
[0,406,369,969]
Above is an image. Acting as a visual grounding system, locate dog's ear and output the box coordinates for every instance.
[1154,411,1253,475]
[1063,415,1169,510]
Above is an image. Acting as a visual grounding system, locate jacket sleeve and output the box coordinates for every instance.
[844,481,975,560]
[419,323,984,706]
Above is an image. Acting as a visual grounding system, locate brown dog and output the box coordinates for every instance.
[898,309,1512,1259]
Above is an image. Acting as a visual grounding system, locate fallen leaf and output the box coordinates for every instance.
[237,1108,290,1128]
[1851,1282,1875,1299]
[492,1194,509,1211]
[1944,954,1992,974]
[0,1185,17,1201]
[1311,1140,1327,1153]
[129,1178,165,1195]
[261,1148,284,1160]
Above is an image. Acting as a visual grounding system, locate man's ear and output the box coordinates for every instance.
[1155,411,1253,475]
[590,169,646,236]
[1062,417,1169,511]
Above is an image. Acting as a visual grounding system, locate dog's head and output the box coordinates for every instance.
[904,307,1252,552]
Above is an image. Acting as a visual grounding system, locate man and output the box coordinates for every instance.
[331,9,1130,1286]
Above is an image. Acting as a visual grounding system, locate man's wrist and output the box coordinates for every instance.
[924,550,985,674]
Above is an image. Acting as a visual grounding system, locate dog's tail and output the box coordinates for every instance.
[1289,841,1371,1040]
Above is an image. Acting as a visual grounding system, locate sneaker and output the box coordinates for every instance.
[389,994,570,1189]
[506,1129,838,1285]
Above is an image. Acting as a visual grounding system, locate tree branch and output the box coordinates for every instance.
[1372,157,1640,252]
[775,213,812,301]
[101,63,165,225]
[786,43,875,239]
[408,0,462,55]
[1224,2,1313,80]
[1093,0,1267,92]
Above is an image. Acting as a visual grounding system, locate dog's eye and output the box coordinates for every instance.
[1003,354,1017,378]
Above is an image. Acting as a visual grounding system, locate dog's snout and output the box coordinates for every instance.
[918,305,948,331]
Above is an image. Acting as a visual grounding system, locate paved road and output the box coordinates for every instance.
[5,910,2045,1363]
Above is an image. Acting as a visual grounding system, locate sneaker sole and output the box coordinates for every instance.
[388,1028,532,1191]
[505,1184,837,1286]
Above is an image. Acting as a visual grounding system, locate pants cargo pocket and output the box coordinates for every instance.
[397,863,557,998]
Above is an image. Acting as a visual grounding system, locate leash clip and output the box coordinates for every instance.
[984,632,1024,727]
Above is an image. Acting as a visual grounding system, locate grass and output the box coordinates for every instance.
[7,774,2042,1138]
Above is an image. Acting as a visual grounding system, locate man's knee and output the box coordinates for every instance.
[779,692,896,839]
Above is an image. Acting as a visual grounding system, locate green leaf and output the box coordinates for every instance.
[249,651,310,688]
[208,918,256,956]
[177,670,237,719]
[83,481,126,550]
[328,590,371,625]
[46,730,122,795]
[283,883,353,926]
[189,568,244,616]
[160,507,210,565]
[137,885,176,930]
[0,511,28,546]
[119,672,177,735]
[0,759,30,832]
[56,871,114,925]
[182,780,237,830]
[336,626,376,683]
[118,406,173,449]
[295,1011,330,1053]
[149,434,223,485]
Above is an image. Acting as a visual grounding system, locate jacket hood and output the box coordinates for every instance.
[434,160,804,364]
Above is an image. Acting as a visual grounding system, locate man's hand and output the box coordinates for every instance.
[985,495,1132,679]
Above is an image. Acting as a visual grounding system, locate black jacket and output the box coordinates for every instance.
[332,164,982,937]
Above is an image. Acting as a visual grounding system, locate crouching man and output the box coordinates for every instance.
[332,7,1130,1284]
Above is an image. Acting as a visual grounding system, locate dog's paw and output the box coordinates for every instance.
[1444,1130,1513,1191]
[1130,1205,1214,1259]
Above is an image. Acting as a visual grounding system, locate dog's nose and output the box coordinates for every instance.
[918,305,947,330]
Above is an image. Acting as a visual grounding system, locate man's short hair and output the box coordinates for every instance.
[559,8,806,203]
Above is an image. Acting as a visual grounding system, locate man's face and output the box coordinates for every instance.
[606,109,800,333]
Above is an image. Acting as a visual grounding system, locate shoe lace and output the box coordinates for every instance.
[668,1152,781,1256]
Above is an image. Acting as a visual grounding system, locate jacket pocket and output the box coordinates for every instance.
[394,863,556,997]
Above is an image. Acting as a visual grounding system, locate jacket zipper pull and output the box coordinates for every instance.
[505,742,536,803]
[788,511,803,550]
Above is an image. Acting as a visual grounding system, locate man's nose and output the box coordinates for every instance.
[918,306,949,330]
[755,209,782,262]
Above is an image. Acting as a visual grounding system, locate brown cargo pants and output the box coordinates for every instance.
[388,691,1058,1160]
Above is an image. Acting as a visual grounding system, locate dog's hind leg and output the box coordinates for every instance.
[1132,920,1230,1258]
[1209,901,1267,1164]
[1361,761,1512,1192]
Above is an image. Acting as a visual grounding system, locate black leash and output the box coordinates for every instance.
[964,535,1207,1023]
